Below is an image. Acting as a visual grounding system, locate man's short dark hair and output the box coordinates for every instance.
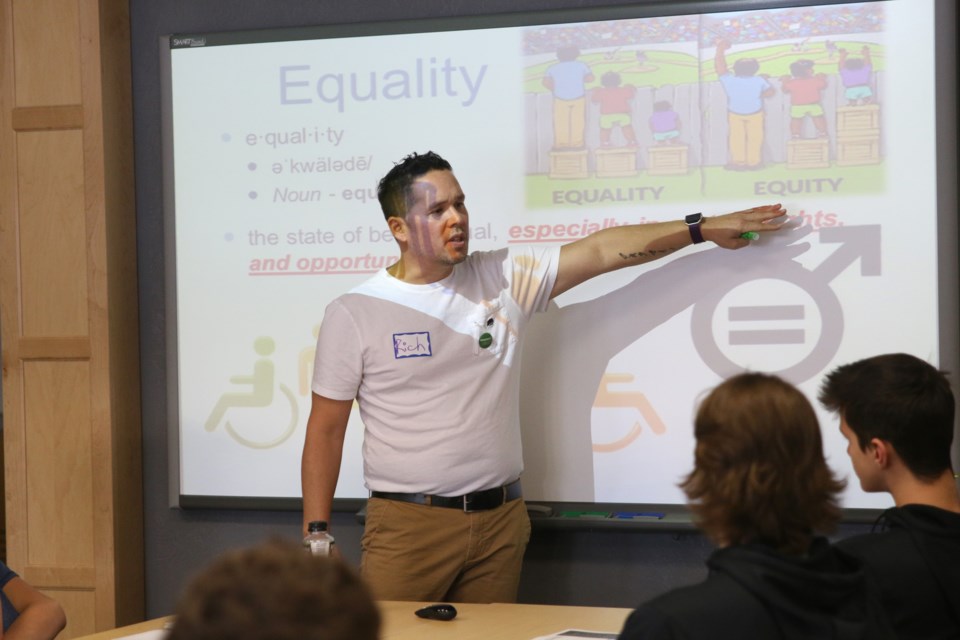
[167,539,381,640]
[377,151,452,221]
[819,353,955,479]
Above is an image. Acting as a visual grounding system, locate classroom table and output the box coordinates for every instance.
[73,600,633,639]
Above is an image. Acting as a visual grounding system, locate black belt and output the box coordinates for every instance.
[370,479,522,512]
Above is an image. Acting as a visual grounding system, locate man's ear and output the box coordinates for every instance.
[387,216,406,242]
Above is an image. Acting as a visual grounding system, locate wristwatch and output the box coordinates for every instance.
[685,212,705,244]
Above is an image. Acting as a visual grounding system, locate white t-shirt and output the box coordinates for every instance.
[312,246,560,495]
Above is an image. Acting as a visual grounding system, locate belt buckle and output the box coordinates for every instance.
[462,486,507,512]
[463,491,483,513]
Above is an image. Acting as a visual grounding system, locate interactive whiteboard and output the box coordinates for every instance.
[163,0,954,510]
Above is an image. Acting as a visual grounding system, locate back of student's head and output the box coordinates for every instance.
[819,353,955,480]
[683,373,844,555]
[167,539,380,640]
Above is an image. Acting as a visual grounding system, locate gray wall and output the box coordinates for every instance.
[131,0,889,618]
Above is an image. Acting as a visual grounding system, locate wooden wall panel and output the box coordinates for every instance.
[17,130,89,336]
[1,0,143,635]
[23,360,95,567]
[46,589,97,638]
[10,0,81,106]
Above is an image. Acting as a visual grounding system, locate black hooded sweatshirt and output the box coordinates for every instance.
[835,504,960,640]
[618,537,896,640]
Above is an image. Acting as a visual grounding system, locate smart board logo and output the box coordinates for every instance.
[393,332,431,359]
[172,37,207,48]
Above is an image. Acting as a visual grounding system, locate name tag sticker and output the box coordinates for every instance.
[393,332,432,358]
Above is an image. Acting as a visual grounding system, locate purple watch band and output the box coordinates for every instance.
[685,213,705,244]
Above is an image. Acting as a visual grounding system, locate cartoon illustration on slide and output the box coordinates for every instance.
[205,336,299,449]
[781,59,829,140]
[838,46,874,105]
[521,4,886,206]
[592,71,639,149]
[649,100,681,145]
[524,16,700,186]
[714,38,775,171]
[542,45,594,150]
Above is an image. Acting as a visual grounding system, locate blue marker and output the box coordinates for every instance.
[612,511,665,520]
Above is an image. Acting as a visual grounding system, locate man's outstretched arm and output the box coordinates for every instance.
[551,204,786,299]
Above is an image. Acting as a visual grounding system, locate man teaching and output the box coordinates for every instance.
[301,151,785,603]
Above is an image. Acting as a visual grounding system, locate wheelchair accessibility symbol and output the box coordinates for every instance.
[205,336,299,449]
[591,373,666,452]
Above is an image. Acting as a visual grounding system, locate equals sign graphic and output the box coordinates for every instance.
[727,305,805,345]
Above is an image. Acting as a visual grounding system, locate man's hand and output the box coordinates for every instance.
[702,203,787,249]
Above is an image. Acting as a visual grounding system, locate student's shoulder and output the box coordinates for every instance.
[834,508,918,560]
[622,574,773,638]
[835,528,904,559]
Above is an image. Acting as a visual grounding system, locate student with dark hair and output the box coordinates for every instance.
[167,540,380,640]
[303,150,786,603]
[820,353,960,639]
[619,373,895,640]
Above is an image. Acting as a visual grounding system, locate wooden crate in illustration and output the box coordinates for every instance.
[786,138,830,169]
[646,144,688,176]
[595,148,638,177]
[549,149,589,179]
[836,104,880,136]
[837,134,881,166]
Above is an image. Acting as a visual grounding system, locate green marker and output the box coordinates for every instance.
[740,231,759,241]
[559,510,610,519]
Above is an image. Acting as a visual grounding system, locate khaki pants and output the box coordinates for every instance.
[727,111,765,166]
[360,497,530,603]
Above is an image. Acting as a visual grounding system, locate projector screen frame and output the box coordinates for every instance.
[161,0,959,521]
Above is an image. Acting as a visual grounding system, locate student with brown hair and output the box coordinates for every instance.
[167,540,380,640]
[619,373,894,640]
[820,353,960,639]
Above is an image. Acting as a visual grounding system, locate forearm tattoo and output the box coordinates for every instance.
[617,247,680,261]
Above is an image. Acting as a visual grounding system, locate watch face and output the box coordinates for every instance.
[685,212,703,225]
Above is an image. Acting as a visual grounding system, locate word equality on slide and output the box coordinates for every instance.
[279,58,488,112]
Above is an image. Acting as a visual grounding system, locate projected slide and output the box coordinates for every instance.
[167,1,939,508]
